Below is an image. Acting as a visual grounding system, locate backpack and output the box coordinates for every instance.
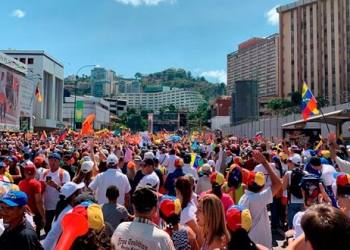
[42,168,64,184]
[289,168,305,199]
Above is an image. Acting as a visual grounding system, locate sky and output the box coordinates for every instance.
[1,0,292,84]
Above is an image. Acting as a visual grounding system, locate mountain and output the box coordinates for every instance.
[136,68,226,100]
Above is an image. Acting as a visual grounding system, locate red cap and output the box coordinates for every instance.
[24,164,36,175]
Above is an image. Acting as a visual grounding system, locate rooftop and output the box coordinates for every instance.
[277,0,317,13]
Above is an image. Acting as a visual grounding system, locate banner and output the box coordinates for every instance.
[19,117,30,131]
[0,65,34,131]
[147,113,153,133]
[75,101,83,122]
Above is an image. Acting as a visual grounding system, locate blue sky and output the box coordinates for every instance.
[1,0,291,83]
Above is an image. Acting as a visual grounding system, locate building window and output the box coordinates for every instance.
[19,58,26,64]
[28,58,34,64]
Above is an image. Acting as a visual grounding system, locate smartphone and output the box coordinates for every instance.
[46,176,52,182]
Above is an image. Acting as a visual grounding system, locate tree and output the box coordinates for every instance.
[168,104,176,112]
[135,72,142,80]
[316,96,329,108]
[288,92,302,106]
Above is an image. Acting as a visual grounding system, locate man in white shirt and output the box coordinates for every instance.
[158,147,168,166]
[111,186,175,250]
[182,153,199,181]
[89,154,131,206]
[282,154,307,229]
[137,158,160,191]
[164,149,179,174]
[253,151,279,190]
[238,150,282,249]
[39,153,70,234]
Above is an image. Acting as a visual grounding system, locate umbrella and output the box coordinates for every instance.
[171,135,182,142]
[230,136,238,141]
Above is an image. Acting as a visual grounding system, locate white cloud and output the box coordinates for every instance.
[200,70,227,84]
[115,0,176,6]
[11,9,26,18]
[265,6,279,25]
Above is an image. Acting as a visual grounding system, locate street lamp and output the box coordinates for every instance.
[73,64,99,130]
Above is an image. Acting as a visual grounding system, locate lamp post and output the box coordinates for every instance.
[73,64,98,130]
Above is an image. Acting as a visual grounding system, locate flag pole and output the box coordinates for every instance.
[317,104,330,133]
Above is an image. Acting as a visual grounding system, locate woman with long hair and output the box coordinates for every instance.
[226,205,268,250]
[200,172,234,212]
[43,182,84,250]
[196,194,230,250]
[175,176,203,246]
[159,195,199,250]
[72,160,94,191]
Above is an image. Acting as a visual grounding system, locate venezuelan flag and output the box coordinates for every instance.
[57,128,68,143]
[35,82,42,102]
[301,82,319,121]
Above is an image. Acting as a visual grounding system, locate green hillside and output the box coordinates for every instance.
[136,68,226,100]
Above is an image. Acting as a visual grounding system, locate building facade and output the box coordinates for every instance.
[227,34,279,98]
[2,50,64,131]
[104,97,128,116]
[118,88,203,112]
[91,67,111,97]
[277,0,350,104]
[63,96,110,130]
[116,80,140,94]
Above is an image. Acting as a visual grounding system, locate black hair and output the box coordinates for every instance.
[23,153,30,160]
[227,228,258,250]
[54,190,80,221]
[71,228,111,250]
[106,185,119,200]
[159,210,180,227]
[183,154,191,164]
[212,182,222,199]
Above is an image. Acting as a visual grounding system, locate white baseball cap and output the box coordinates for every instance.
[60,182,85,198]
[107,154,118,165]
[143,151,155,160]
[81,160,94,173]
[291,154,302,165]
[207,160,215,166]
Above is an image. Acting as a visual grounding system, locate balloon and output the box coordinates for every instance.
[55,213,89,250]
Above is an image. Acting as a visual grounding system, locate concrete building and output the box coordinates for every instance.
[91,67,111,97]
[227,34,279,98]
[63,96,110,130]
[116,80,140,94]
[118,87,203,112]
[2,50,64,131]
[277,0,350,104]
[107,70,116,96]
[104,97,128,116]
[210,96,232,131]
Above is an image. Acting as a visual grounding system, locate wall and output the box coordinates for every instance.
[221,103,350,139]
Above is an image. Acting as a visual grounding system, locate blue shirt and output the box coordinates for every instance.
[164,168,186,196]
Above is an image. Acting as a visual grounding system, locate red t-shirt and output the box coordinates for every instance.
[19,179,42,214]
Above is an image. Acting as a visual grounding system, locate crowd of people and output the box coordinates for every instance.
[0,130,349,250]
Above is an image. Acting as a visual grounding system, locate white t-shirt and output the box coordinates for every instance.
[182,164,199,181]
[39,168,71,210]
[89,168,131,205]
[137,171,160,191]
[293,211,306,239]
[164,155,180,174]
[180,202,197,225]
[319,164,336,187]
[112,220,175,250]
[238,187,273,249]
[196,175,212,195]
[254,163,279,190]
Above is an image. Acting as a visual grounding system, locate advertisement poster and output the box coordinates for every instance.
[0,66,34,131]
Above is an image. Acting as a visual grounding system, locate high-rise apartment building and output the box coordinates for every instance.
[277,0,350,104]
[91,67,111,97]
[227,34,279,98]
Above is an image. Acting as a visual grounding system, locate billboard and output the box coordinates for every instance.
[0,66,34,131]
